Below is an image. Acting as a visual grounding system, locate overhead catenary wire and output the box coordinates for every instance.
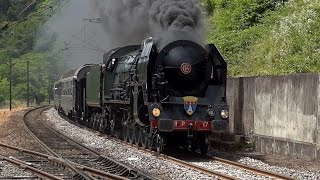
[17,0,38,18]
[1,0,70,32]
[71,34,106,53]
[2,0,106,66]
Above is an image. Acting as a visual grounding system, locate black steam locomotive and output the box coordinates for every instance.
[54,38,229,154]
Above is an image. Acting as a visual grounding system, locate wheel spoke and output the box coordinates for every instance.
[129,127,135,144]
[156,134,165,154]
[98,114,104,133]
[141,129,148,149]
[135,127,141,146]
[124,125,129,142]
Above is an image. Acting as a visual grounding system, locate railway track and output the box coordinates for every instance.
[1,106,155,180]
[55,109,296,180]
[164,148,296,180]
[206,154,296,179]
[56,111,231,179]
[120,140,296,180]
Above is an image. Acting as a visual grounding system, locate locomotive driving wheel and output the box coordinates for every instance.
[199,134,209,155]
[156,134,165,154]
[134,127,141,146]
[123,125,129,142]
[93,113,99,130]
[98,114,105,133]
[128,126,135,144]
[114,127,123,140]
[89,113,95,128]
[140,128,149,149]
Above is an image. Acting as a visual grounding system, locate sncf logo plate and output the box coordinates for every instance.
[180,63,192,74]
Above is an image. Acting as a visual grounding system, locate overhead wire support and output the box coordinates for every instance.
[82,18,104,23]
[71,34,106,53]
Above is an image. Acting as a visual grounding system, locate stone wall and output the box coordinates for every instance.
[227,73,320,161]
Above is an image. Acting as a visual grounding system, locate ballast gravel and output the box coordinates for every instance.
[237,157,320,180]
[45,108,320,180]
[0,161,35,178]
[192,161,271,179]
[45,108,216,180]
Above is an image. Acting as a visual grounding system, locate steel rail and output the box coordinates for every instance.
[0,155,63,180]
[86,124,297,180]
[86,132,233,180]
[23,107,156,180]
[120,136,296,180]
[160,154,235,179]
[21,106,94,180]
[207,155,295,180]
[56,107,297,180]
[0,143,129,180]
[0,176,37,179]
[57,110,234,180]
[56,111,158,180]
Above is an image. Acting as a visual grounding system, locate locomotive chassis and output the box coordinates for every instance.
[54,38,229,154]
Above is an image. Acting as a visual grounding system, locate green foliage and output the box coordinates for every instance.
[202,0,216,15]
[206,0,319,76]
[0,0,67,104]
[0,78,9,103]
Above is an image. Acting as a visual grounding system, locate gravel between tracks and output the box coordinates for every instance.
[0,161,35,178]
[0,108,318,180]
[45,108,320,180]
[206,149,320,179]
[45,108,217,180]
[0,108,43,178]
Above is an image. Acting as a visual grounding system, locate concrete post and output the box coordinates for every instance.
[27,60,30,107]
[9,56,12,111]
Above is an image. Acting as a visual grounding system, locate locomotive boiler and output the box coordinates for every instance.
[55,38,229,154]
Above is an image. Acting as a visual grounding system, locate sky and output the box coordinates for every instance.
[46,0,108,68]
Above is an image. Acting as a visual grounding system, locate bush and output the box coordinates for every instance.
[206,0,320,76]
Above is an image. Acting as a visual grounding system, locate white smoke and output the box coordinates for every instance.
[91,0,204,50]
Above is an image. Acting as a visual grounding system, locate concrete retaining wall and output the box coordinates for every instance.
[227,73,320,161]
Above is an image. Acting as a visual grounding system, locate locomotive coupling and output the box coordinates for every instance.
[187,123,194,138]
[187,123,194,149]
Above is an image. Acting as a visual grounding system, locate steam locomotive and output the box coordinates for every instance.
[54,38,229,154]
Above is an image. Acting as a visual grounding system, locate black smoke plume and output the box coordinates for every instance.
[91,0,204,50]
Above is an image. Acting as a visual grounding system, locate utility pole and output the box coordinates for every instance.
[9,56,12,111]
[48,74,51,105]
[27,60,30,107]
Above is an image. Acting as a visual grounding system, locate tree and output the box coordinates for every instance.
[0,78,9,103]
[0,0,68,105]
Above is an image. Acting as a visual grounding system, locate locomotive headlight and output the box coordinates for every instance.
[220,110,229,119]
[207,108,215,117]
[152,108,161,117]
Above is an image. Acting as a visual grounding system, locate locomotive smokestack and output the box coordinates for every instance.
[91,0,204,50]
[149,0,204,49]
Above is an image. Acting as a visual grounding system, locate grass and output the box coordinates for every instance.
[0,107,27,125]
